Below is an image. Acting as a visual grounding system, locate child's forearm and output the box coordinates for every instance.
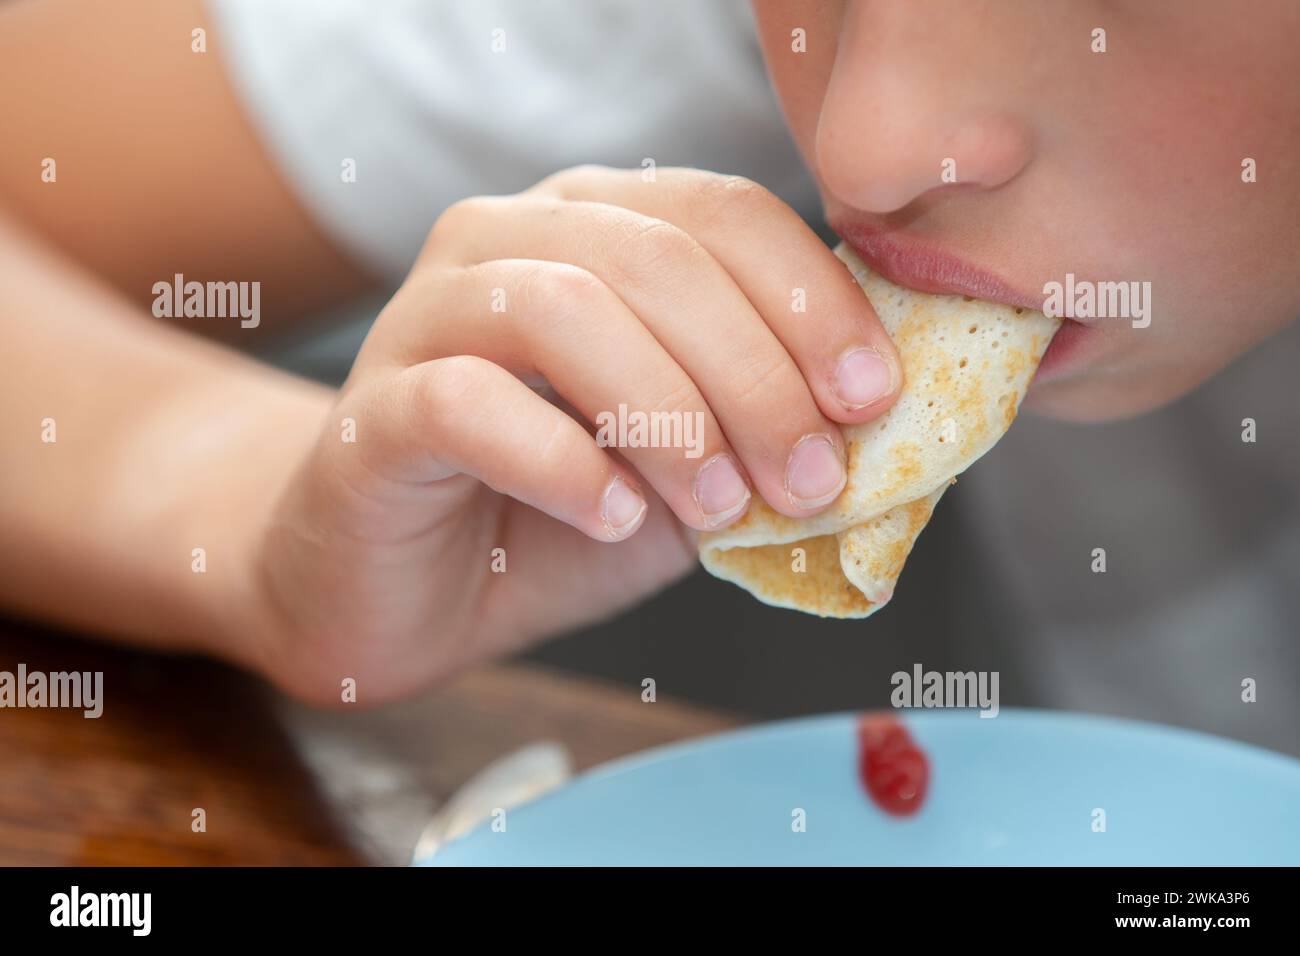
[0,212,333,668]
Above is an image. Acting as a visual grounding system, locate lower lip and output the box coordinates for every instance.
[1035,319,1091,381]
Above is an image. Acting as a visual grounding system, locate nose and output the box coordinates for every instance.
[814,4,1035,215]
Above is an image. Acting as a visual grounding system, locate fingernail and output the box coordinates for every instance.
[785,434,846,510]
[601,476,647,540]
[693,453,751,528]
[831,347,896,410]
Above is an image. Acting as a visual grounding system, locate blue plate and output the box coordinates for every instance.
[422,710,1300,865]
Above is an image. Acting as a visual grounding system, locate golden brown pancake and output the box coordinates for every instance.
[699,244,1060,618]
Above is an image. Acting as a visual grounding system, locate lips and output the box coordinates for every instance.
[833,220,1089,381]
[833,221,1044,311]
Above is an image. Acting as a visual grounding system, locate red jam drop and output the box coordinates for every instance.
[857,713,930,817]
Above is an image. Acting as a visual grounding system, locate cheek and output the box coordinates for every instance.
[1025,358,1204,423]
[1061,25,1300,324]
[1044,83,1296,373]
[1099,100,1280,285]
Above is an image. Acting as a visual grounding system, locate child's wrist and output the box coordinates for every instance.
[179,387,334,681]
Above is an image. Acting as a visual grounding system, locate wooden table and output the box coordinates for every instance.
[0,619,742,865]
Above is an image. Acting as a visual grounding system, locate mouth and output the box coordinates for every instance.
[832,221,1045,311]
[832,219,1088,383]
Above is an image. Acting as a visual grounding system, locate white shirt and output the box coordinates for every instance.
[207,0,820,279]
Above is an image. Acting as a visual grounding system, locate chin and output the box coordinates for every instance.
[1022,372,1190,424]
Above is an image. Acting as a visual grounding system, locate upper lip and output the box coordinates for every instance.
[832,219,1045,313]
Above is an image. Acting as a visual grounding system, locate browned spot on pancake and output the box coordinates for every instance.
[1000,392,1018,429]
[703,535,876,618]
[845,436,928,514]
[878,439,924,500]
[1001,346,1032,386]
[842,493,940,586]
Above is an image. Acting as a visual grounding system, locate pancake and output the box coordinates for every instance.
[698,243,1060,618]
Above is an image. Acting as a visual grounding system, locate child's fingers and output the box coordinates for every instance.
[419,198,849,517]
[371,258,754,531]
[534,165,904,421]
[338,355,651,542]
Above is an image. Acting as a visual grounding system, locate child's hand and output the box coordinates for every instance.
[251,167,903,704]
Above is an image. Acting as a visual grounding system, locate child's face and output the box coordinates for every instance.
[753,0,1299,421]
